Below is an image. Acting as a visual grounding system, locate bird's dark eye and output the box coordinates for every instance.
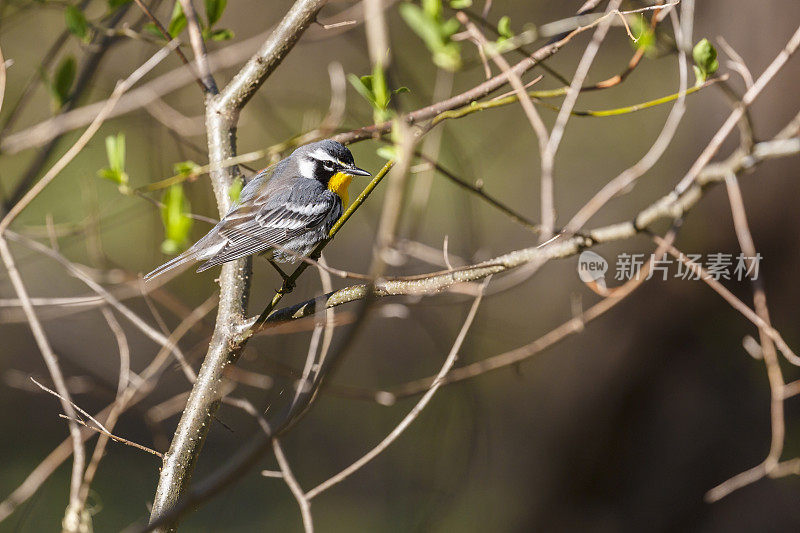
[322,161,335,171]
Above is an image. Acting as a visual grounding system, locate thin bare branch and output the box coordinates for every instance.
[130,0,205,91]
[215,0,327,111]
[0,294,218,523]
[0,40,179,234]
[540,0,623,236]
[305,277,490,500]
[60,416,163,459]
[0,239,86,530]
[177,0,218,93]
[674,23,800,196]
[272,440,313,533]
[564,7,689,233]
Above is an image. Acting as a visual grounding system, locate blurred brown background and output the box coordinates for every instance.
[1,0,800,531]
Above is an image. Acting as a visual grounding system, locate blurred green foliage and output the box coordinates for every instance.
[160,183,193,254]
[97,133,129,190]
[399,0,462,71]
[693,38,719,84]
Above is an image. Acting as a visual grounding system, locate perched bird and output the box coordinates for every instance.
[143,139,370,281]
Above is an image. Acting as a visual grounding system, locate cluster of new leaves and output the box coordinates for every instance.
[348,66,409,124]
[399,0,464,71]
[63,0,130,43]
[146,0,233,42]
[97,134,195,254]
[693,38,719,85]
[49,1,131,108]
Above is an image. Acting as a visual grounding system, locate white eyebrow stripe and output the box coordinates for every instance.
[309,148,337,162]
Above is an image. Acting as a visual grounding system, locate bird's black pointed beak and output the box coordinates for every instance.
[346,165,371,177]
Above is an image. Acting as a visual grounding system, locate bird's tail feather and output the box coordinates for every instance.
[143,249,198,282]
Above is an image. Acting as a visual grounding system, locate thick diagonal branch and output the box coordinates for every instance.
[147,1,327,531]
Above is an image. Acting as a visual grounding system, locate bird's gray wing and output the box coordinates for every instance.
[197,179,340,269]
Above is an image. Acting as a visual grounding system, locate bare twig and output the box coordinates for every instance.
[0,40,179,234]
[215,0,327,111]
[305,277,490,500]
[0,29,286,154]
[6,231,198,382]
[382,222,683,402]
[540,0,623,236]
[657,241,798,366]
[333,14,616,145]
[564,7,689,233]
[674,23,800,196]
[177,0,217,93]
[0,43,6,113]
[272,440,313,533]
[0,239,86,531]
[0,294,218,523]
[456,12,550,236]
[60,415,163,458]
[708,172,786,497]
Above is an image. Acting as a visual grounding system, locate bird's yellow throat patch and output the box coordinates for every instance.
[327,172,353,207]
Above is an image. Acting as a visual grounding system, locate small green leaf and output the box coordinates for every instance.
[359,75,374,94]
[692,38,719,85]
[376,145,397,160]
[432,44,461,71]
[98,133,129,186]
[422,0,441,19]
[65,6,89,42]
[371,63,389,111]
[349,66,403,123]
[439,17,461,38]
[208,28,234,41]
[143,22,164,39]
[168,2,187,37]
[629,15,655,55]
[497,15,513,40]
[160,184,193,254]
[449,0,472,8]
[98,168,124,184]
[399,2,461,71]
[173,160,200,178]
[228,177,243,203]
[400,3,444,50]
[50,56,76,108]
[204,0,226,26]
[348,73,378,109]
[106,133,126,173]
[108,0,132,11]
[173,161,200,176]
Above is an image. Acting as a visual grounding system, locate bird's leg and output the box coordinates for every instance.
[267,258,296,294]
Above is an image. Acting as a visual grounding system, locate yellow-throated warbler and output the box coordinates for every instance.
[144,140,370,281]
